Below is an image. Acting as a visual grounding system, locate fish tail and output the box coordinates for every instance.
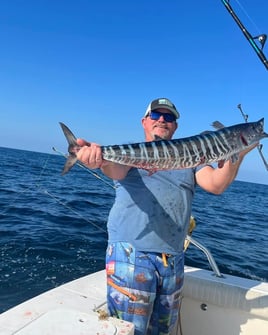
[59,122,78,175]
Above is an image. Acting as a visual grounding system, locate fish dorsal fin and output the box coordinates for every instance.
[212,121,225,130]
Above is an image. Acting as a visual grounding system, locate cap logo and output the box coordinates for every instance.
[158,98,173,107]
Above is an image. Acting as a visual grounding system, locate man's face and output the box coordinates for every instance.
[142,108,178,141]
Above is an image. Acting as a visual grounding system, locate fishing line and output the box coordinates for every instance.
[221,0,268,70]
[0,154,53,216]
[0,187,29,216]
[35,150,113,233]
[234,0,262,34]
[37,153,111,233]
[1,151,112,233]
[52,147,116,190]
[39,188,107,233]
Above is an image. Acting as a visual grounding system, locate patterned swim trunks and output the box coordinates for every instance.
[106,242,184,335]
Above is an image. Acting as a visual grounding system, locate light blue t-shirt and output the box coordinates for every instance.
[107,168,196,255]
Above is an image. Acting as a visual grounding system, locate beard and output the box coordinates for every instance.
[151,125,172,140]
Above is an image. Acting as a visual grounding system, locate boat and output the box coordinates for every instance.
[0,235,267,335]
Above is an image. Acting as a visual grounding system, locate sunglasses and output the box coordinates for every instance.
[148,110,176,123]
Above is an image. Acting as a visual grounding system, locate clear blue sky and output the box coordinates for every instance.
[1,0,268,184]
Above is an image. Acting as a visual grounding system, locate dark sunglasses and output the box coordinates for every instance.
[148,110,176,123]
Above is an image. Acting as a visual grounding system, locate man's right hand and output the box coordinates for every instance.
[76,139,103,169]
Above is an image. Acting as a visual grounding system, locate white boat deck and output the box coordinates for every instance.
[0,270,134,335]
[0,266,268,335]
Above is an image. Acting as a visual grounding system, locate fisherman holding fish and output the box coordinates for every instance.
[72,98,258,335]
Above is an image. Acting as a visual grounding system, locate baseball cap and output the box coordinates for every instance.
[144,98,180,119]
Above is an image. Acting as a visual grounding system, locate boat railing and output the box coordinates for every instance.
[185,235,223,277]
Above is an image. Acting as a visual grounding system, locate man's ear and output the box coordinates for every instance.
[141,117,146,127]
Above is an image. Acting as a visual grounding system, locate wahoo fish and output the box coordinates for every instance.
[59,119,267,175]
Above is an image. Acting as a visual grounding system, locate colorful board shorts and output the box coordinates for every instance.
[106,242,184,335]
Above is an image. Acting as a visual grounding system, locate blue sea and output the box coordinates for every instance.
[0,146,268,314]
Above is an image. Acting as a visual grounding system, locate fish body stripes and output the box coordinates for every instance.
[101,119,267,170]
[60,118,268,175]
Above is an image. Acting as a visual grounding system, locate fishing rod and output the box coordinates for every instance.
[221,0,268,70]
[237,104,268,171]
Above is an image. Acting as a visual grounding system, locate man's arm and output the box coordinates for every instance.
[76,139,130,180]
[196,144,258,194]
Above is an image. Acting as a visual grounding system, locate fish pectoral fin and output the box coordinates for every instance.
[230,153,240,164]
[217,154,239,168]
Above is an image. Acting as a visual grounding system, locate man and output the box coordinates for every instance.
[77,98,255,335]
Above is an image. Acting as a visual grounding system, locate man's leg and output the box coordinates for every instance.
[106,242,158,335]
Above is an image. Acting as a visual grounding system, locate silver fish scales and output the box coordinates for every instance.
[59,118,268,175]
[101,118,267,169]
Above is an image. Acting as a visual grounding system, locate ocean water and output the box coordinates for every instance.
[0,146,267,313]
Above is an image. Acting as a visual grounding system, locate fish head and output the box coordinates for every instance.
[252,118,268,140]
[241,118,268,146]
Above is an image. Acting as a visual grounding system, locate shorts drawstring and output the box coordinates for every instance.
[162,253,168,267]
